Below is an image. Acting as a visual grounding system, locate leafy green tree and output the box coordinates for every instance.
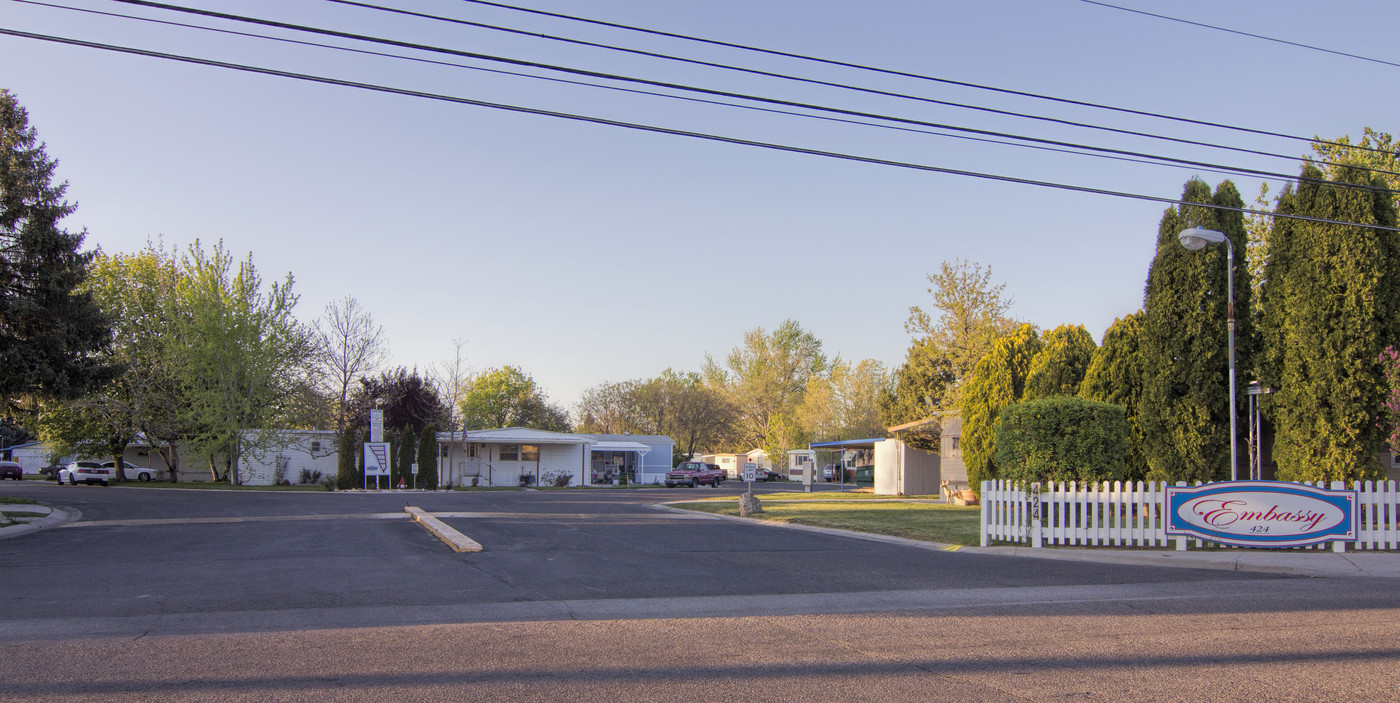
[799,358,891,441]
[1079,312,1148,480]
[959,324,1043,493]
[0,89,113,413]
[761,411,807,474]
[905,259,1021,408]
[459,366,570,431]
[1139,179,1253,484]
[576,369,733,464]
[702,319,826,451]
[336,426,357,490]
[1259,164,1400,482]
[1023,324,1097,400]
[170,240,317,483]
[417,421,438,490]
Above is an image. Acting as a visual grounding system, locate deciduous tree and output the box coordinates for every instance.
[905,259,1020,407]
[459,366,569,431]
[314,296,388,433]
[702,320,826,451]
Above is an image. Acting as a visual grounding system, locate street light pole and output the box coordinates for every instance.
[1178,227,1237,481]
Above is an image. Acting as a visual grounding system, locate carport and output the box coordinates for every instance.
[807,438,885,488]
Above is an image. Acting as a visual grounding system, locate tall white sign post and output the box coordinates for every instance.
[365,409,387,490]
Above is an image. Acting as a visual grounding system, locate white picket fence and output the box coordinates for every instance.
[980,479,1400,551]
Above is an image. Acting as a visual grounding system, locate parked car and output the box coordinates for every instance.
[58,461,114,486]
[38,464,64,478]
[101,461,158,482]
[760,469,785,482]
[0,460,22,480]
[822,464,839,481]
[665,461,725,488]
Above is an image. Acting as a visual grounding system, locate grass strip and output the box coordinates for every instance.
[673,500,981,546]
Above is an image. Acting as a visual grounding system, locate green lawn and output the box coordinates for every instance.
[0,495,37,505]
[672,499,982,546]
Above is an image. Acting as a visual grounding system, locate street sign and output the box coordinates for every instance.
[742,463,757,483]
[369,409,384,443]
[363,442,390,477]
[411,462,419,475]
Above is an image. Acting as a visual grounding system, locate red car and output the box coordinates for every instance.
[665,462,725,488]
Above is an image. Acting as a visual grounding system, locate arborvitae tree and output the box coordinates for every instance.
[1023,324,1097,400]
[1139,179,1253,484]
[396,427,416,488]
[959,324,1042,494]
[1080,312,1148,480]
[417,422,438,490]
[0,90,113,412]
[336,426,357,490]
[1259,165,1400,482]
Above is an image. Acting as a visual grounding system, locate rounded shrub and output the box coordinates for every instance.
[993,396,1128,487]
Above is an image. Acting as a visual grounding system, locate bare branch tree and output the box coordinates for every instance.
[313,296,388,432]
[427,338,471,432]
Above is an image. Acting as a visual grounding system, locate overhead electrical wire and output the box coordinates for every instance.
[1082,0,1400,70]
[82,0,1400,196]
[446,0,1397,160]
[2,26,1395,234]
[317,0,1342,171]
[6,1,1318,185]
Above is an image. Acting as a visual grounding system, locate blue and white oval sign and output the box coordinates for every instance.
[1165,481,1357,547]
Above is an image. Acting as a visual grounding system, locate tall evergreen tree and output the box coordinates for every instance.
[1139,179,1253,484]
[0,90,113,412]
[959,324,1042,493]
[337,426,357,490]
[396,427,416,488]
[417,422,438,490]
[1259,165,1400,482]
[1023,324,1097,400]
[1080,312,1148,480]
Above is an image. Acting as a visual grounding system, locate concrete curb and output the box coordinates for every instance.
[0,505,81,540]
[654,501,1400,579]
[405,506,482,552]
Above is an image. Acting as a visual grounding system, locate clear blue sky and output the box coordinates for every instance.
[3,0,1395,410]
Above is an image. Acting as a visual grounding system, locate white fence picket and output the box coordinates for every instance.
[978,478,1400,551]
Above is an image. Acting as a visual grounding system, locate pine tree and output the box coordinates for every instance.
[1139,179,1253,483]
[417,422,438,490]
[1023,324,1097,400]
[1259,165,1400,482]
[1080,312,1148,480]
[959,324,1042,493]
[0,90,113,411]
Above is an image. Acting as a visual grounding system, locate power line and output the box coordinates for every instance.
[447,0,1397,160]
[1082,0,1400,70]
[88,1,1400,195]
[4,1,1318,185]
[3,26,1395,233]
[320,0,1333,170]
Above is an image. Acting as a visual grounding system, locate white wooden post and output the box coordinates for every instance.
[979,480,990,547]
[1174,481,1188,551]
[1031,482,1043,549]
[1331,481,1348,553]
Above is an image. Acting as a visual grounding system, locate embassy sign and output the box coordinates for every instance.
[1166,481,1358,548]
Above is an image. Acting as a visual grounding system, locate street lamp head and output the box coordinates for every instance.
[1179,227,1228,250]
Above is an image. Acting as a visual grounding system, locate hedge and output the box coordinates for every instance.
[993,396,1127,486]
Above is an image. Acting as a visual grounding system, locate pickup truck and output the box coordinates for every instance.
[665,462,725,488]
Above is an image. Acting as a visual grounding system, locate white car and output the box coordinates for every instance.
[58,461,114,486]
[101,461,158,482]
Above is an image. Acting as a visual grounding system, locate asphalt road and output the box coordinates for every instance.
[2,481,1398,701]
